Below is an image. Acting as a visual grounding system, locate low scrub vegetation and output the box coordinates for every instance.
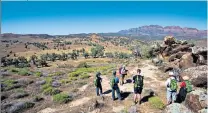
[149,96,165,110]
[53,93,72,103]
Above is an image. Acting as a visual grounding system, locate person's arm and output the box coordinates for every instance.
[166,79,170,87]
[133,76,135,83]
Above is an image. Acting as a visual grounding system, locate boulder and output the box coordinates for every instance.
[170,45,192,55]
[128,105,137,113]
[1,93,8,100]
[0,71,11,77]
[7,101,35,113]
[179,53,196,70]
[164,36,176,46]
[35,80,46,85]
[181,66,207,88]
[11,92,29,99]
[168,52,187,62]
[17,78,33,86]
[164,103,193,113]
[185,89,207,113]
[198,108,208,113]
[52,81,61,87]
[152,58,163,66]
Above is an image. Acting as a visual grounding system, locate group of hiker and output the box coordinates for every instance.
[94,65,192,105]
[94,65,144,104]
[166,71,192,105]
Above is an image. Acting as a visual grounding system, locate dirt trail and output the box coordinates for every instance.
[38,60,166,113]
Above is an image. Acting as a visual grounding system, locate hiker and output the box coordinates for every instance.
[176,76,192,103]
[133,69,144,104]
[176,80,187,103]
[110,71,122,101]
[94,72,102,96]
[165,71,178,105]
[120,65,128,85]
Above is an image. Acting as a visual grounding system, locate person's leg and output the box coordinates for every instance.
[138,88,143,104]
[133,93,137,103]
[116,87,121,100]
[172,91,177,103]
[121,75,124,85]
[166,89,172,105]
[96,87,99,96]
[100,85,103,94]
[112,88,115,100]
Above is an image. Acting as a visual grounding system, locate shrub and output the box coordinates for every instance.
[149,96,165,109]
[43,87,60,95]
[80,74,90,79]
[48,72,64,77]
[45,77,52,84]
[17,68,29,76]
[42,84,51,90]
[34,71,42,77]
[3,79,15,87]
[77,62,90,68]
[60,79,71,84]
[53,93,72,103]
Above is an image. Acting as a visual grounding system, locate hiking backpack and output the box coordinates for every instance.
[185,80,192,93]
[134,75,143,88]
[94,78,98,87]
[170,79,178,91]
[110,77,115,88]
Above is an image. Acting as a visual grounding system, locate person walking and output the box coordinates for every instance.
[133,69,144,104]
[165,71,178,105]
[120,65,128,85]
[110,71,122,101]
[94,72,102,96]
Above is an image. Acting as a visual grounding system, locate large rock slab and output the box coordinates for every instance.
[164,103,193,113]
[184,89,207,113]
[7,101,35,113]
[179,53,196,70]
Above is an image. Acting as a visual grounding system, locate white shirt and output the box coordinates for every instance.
[165,77,176,91]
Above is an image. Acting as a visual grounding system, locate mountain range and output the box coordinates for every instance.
[1,25,207,40]
[117,25,207,39]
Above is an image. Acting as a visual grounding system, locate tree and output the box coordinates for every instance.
[105,52,114,58]
[30,55,38,65]
[1,57,7,67]
[91,45,104,58]
[83,52,89,59]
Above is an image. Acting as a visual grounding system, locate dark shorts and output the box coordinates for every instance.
[134,87,143,94]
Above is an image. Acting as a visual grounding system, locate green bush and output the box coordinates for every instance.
[80,74,90,79]
[48,72,64,77]
[43,87,60,95]
[53,93,72,103]
[2,79,15,88]
[77,62,90,68]
[17,68,29,76]
[140,45,153,58]
[45,77,52,84]
[149,96,165,110]
[60,79,71,84]
[42,84,51,90]
[34,71,42,77]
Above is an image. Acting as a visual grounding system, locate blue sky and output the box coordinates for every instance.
[2,1,207,35]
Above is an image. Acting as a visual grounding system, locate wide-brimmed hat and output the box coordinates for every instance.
[183,76,189,80]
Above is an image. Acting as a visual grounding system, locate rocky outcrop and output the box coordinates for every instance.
[7,101,35,113]
[184,89,207,113]
[164,103,193,113]
[153,36,207,71]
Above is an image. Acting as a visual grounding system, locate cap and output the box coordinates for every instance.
[169,71,174,76]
